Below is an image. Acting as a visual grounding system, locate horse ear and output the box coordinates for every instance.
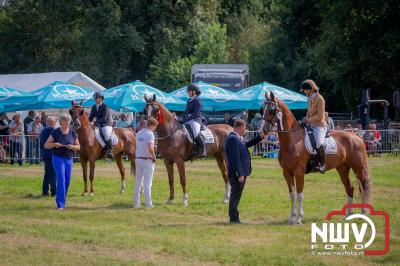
[69,109,73,116]
[71,101,75,106]
[79,100,83,106]
[152,94,156,101]
[270,92,276,102]
[144,95,148,101]
[264,91,270,100]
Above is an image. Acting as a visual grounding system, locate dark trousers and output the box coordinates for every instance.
[228,175,246,222]
[43,158,56,196]
[10,141,22,165]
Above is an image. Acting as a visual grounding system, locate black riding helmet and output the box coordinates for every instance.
[93,91,104,100]
[299,81,312,92]
[187,83,201,95]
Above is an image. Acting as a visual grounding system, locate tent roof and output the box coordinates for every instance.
[0,72,105,92]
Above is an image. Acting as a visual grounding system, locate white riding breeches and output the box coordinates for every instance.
[134,159,155,208]
[101,126,113,141]
[185,119,201,138]
[312,126,327,148]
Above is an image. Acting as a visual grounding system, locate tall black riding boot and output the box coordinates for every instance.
[196,135,207,158]
[317,146,326,174]
[106,139,114,159]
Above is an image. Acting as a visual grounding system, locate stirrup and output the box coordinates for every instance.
[319,164,326,174]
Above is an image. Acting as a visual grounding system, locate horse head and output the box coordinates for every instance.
[262,91,281,130]
[143,94,160,120]
[69,100,84,130]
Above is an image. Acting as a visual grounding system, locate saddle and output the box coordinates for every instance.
[304,126,337,174]
[183,124,215,161]
[94,127,119,148]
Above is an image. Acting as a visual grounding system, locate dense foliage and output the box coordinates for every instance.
[0,0,399,113]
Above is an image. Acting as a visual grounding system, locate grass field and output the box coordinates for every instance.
[0,157,399,265]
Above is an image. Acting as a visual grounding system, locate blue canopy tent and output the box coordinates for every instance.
[86,80,185,112]
[15,81,94,110]
[0,86,38,112]
[236,81,308,110]
[169,81,247,111]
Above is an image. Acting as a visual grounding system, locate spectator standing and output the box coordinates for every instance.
[250,113,263,131]
[40,111,48,126]
[45,114,80,210]
[326,112,335,131]
[0,112,10,151]
[40,117,57,197]
[116,113,130,128]
[133,117,158,209]
[9,113,24,165]
[27,116,43,164]
[24,111,35,162]
[223,113,234,127]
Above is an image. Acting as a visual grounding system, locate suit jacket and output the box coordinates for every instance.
[225,131,262,178]
[306,92,327,127]
[89,103,113,127]
[182,96,202,123]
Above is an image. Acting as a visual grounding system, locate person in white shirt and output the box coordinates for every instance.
[27,116,43,164]
[133,117,158,209]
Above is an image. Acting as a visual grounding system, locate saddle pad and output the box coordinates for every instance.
[94,127,119,148]
[200,127,215,144]
[184,126,215,144]
[304,130,337,155]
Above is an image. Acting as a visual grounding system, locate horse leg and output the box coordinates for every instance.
[81,157,89,196]
[164,159,175,204]
[89,160,96,196]
[294,170,305,224]
[336,164,354,217]
[215,153,230,203]
[115,153,126,193]
[176,160,188,207]
[283,170,296,224]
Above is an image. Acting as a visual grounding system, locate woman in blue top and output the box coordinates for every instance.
[45,114,80,210]
[181,83,206,157]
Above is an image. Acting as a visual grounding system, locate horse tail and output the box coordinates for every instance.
[361,157,372,205]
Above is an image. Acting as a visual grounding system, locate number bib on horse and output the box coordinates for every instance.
[304,128,337,155]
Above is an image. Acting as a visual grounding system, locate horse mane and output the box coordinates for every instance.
[81,109,90,127]
[276,98,299,128]
[157,101,175,125]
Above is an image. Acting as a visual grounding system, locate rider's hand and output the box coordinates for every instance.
[238,176,245,183]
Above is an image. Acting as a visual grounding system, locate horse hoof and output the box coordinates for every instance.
[120,189,125,194]
[89,193,94,197]
[183,201,188,207]
[223,198,229,204]
[165,199,174,205]
[82,192,89,196]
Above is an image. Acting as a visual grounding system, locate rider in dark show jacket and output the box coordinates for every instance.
[181,83,206,157]
[89,92,114,158]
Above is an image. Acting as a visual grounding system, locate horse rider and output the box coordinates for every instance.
[300,79,327,174]
[180,83,206,158]
[89,92,114,158]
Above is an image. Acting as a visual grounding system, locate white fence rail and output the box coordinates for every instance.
[0,129,399,164]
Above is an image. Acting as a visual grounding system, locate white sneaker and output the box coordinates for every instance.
[133,205,140,209]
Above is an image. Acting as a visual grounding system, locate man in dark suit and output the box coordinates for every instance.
[89,92,114,158]
[225,119,264,224]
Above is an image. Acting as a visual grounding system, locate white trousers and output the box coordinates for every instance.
[101,126,113,141]
[312,126,327,148]
[133,159,155,208]
[185,119,201,138]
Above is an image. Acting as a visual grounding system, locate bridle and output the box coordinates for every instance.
[144,101,179,140]
[262,100,302,134]
[69,104,84,130]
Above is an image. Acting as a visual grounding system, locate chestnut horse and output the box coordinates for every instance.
[262,92,371,224]
[69,103,136,195]
[144,95,232,206]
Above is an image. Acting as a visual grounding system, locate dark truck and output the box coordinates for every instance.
[191,64,249,92]
[191,64,249,124]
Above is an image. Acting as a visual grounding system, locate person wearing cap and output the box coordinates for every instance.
[89,92,114,158]
[300,79,327,174]
[181,83,206,157]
